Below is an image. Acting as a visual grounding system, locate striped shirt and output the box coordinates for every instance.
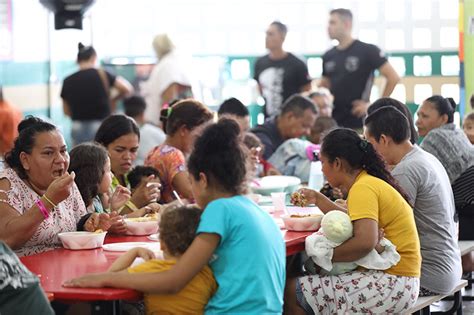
[420,123,474,184]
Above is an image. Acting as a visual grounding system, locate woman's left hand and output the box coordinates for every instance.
[63,273,110,288]
[84,213,111,232]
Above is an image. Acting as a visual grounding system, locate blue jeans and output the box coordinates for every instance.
[71,120,102,147]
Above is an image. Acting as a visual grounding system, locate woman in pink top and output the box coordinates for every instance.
[0,117,110,256]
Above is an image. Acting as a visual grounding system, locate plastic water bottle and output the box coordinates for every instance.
[308,150,324,191]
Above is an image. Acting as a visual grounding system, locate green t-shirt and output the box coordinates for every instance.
[0,242,54,315]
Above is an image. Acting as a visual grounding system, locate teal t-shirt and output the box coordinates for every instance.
[197,196,285,314]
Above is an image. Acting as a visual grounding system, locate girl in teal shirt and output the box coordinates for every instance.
[66,119,286,314]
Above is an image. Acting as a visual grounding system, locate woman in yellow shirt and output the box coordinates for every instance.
[106,205,217,314]
[287,128,421,314]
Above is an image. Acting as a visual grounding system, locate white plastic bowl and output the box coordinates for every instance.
[251,176,301,195]
[58,231,107,250]
[281,213,324,231]
[124,218,159,236]
[250,180,286,195]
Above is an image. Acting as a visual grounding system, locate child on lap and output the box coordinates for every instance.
[107,205,216,314]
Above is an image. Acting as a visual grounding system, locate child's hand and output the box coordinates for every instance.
[110,186,131,212]
[130,175,161,207]
[64,273,110,288]
[375,243,386,254]
[107,212,128,234]
[84,213,112,232]
[126,204,157,218]
[133,247,156,261]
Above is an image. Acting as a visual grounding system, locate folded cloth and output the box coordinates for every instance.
[268,139,313,182]
[304,231,400,275]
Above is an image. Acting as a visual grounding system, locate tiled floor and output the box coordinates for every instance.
[433,287,474,314]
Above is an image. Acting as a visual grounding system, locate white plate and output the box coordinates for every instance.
[147,233,159,241]
[250,175,302,195]
[102,242,161,252]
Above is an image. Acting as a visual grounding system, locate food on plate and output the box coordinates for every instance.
[290,213,322,218]
[93,229,104,233]
[290,192,308,207]
[144,212,159,220]
[125,214,158,222]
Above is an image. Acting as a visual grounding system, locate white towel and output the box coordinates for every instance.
[305,231,401,275]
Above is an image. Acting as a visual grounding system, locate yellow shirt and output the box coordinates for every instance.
[128,259,217,315]
[347,171,421,277]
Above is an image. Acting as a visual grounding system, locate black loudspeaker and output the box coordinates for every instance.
[39,0,95,30]
[54,11,83,30]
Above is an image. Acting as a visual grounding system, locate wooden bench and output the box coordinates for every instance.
[459,240,474,293]
[409,279,467,314]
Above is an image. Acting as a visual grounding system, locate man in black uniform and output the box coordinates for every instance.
[320,8,400,129]
[254,21,312,119]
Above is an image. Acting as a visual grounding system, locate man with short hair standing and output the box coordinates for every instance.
[254,21,312,119]
[320,8,400,129]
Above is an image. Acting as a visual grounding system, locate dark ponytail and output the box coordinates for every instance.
[321,128,410,203]
[159,99,181,134]
[77,42,96,63]
[4,116,57,179]
[425,95,456,123]
[188,119,248,195]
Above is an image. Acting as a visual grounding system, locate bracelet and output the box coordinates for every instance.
[42,194,57,208]
[36,199,50,219]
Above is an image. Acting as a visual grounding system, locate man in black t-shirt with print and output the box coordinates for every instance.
[254,21,312,119]
[320,8,400,129]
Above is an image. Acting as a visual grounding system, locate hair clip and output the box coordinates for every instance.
[359,140,369,153]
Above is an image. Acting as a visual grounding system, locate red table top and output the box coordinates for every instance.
[20,221,313,302]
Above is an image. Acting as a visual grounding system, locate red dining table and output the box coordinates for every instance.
[20,217,313,314]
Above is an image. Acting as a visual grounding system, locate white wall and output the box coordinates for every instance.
[3,0,459,63]
[89,0,458,57]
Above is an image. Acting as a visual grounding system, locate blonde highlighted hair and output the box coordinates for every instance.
[152,34,175,58]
